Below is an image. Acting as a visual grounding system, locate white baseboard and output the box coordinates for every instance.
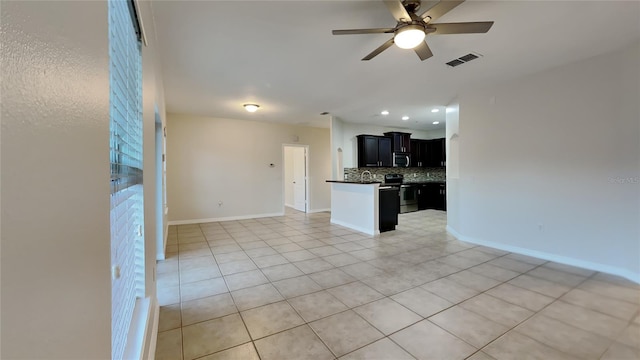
[285,203,294,208]
[330,219,379,236]
[123,297,152,360]
[446,225,640,284]
[145,298,160,360]
[168,212,285,225]
[308,208,331,213]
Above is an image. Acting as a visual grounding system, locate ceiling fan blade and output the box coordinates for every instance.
[362,38,395,61]
[383,0,412,22]
[332,28,395,35]
[428,21,494,34]
[414,41,433,61]
[420,0,465,22]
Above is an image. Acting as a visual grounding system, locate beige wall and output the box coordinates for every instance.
[0,1,167,357]
[166,114,331,222]
[1,1,111,357]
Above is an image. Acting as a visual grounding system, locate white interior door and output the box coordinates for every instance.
[293,147,307,212]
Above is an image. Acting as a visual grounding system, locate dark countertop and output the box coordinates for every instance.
[402,180,446,184]
[326,180,445,185]
[326,180,382,185]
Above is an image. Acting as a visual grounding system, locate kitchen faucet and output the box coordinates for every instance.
[361,170,372,182]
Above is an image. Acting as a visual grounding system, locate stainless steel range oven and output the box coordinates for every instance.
[384,174,418,213]
[399,185,418,213]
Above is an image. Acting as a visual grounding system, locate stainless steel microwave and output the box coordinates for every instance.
[393,152,410,167]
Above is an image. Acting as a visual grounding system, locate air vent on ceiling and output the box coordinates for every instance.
[446,59,465,67]
[446,53,482,67]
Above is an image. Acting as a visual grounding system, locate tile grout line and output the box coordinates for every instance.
[469,268,612,360]
[163,212,638,360]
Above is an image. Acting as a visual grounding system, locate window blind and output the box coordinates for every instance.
[109,0,144,359]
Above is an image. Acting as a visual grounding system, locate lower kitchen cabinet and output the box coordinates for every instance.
[379,187,400,232]
[435,183,446,211]
[417,183,446,211]
[417,184,429,210]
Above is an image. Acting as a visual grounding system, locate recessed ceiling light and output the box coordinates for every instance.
[431,109,440,113]
[381,110,389,115]
[243,104,260,112]
[432,121,440,125]
[402,116,409,121]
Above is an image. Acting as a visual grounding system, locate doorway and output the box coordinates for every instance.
[283,145,308,213]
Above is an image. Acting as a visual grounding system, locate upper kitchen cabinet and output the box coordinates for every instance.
[357,135,392,167]
[384,132,411,153]
[411,139,429,167]
[427,138,446,167]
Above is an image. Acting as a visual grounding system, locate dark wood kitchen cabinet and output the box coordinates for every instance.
[384,132,412,153]
[435,183,446,210]
[417,182,446,210]
[427,138,446,167]
[417,184,429,209]
[357,135,392,167]
[411,139,429,167]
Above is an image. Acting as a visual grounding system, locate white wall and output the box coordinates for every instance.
[0,1,167,357]
[139,1,168,358]
[284,147,294,207]
[1,1,111,357]
[449,41,640,281]
[166,114,331,222]
[445,103,460,232]
[330,116,345,179]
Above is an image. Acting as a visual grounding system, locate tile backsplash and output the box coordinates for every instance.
[344,167,446,182]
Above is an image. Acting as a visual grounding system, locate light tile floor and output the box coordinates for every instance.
[156,209,640,360]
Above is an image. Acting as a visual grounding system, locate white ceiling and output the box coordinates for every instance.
[152,0,640,130]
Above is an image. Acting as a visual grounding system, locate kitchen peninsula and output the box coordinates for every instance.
[326,180,382,236]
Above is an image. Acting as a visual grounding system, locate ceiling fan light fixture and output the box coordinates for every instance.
[394,25,426,49]
[243,104,260,112]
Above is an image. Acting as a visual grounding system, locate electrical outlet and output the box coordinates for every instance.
[218,201,223,207]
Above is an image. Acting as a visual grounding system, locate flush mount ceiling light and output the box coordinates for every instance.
[381,110,389,115]
[431,108,440,113]
[394,25,426,49]
[402,116,410,121]
[432,121,440,124]
[243,104,260,113]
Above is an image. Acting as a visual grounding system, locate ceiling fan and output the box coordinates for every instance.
[332,0,494,61]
